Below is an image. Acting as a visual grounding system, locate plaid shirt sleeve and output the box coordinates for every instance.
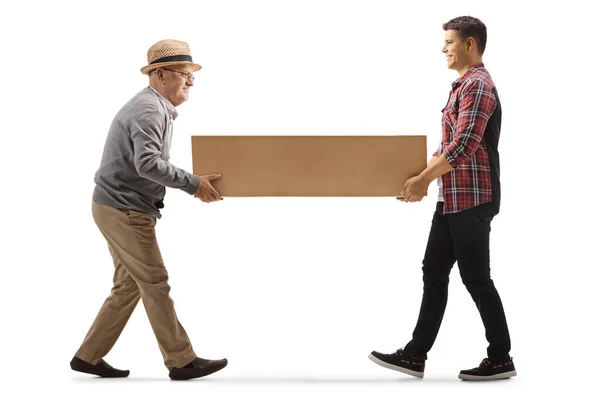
[443,79,496,167]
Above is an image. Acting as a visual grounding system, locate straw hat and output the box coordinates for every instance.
[140,39,202,75]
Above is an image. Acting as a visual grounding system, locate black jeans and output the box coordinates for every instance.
[404,202,511,362]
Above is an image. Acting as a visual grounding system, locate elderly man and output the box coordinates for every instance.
[70,39,227,381]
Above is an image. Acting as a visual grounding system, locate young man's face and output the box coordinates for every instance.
[442,29,469,72]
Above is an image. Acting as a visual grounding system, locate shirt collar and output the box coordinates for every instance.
[148,86,178,120]
[451,62,485,88]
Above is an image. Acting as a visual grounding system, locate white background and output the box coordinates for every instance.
[1,0,598,399]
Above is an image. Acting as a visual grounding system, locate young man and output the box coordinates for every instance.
[369,16,516,381]
[70,40,227,381]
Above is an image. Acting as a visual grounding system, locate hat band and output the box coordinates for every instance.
[149,54,193,65]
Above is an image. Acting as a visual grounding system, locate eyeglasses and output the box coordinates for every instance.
[162,68,195,82]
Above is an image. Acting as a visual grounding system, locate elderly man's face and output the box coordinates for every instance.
[156,65,195,106]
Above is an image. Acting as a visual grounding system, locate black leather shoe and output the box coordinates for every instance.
[169,357,228,381]
[70,356,130,378]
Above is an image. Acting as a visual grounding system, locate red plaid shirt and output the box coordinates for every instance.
[435,63,501,214]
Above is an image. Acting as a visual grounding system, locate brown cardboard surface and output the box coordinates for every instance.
[191,135,426,196]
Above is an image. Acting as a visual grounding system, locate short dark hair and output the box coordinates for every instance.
[443,16,487,55]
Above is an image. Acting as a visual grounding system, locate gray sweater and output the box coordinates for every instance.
[93,87,200,218]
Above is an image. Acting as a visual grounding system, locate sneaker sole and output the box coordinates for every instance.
[368,354,424,378]
[458,370,517,381]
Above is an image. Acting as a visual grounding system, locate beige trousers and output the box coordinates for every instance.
[75,202,197,370]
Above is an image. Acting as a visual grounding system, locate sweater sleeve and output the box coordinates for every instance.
[130,109,200,195]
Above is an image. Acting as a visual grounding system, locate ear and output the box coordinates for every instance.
[466,37,476,52]
[155,68,165,83]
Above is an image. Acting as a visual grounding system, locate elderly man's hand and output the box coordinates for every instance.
[194,174,223,203]
[397,175,428,203]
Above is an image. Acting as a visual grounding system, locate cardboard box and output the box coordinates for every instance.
[191,135,426,196]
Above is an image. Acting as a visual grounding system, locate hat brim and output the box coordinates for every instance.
[141,61,202,75]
